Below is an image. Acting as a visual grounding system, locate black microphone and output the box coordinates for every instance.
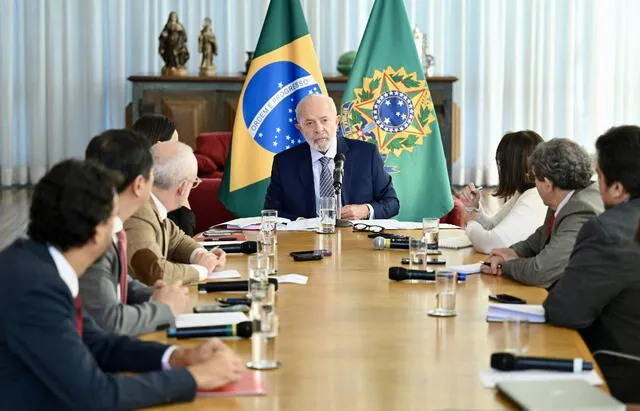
[373,236,410,250]
[389,266,466,282]
[491,352,594,372]
[208,241,258,254]
[198,278,279,293]
[167,321,252,339]
[333,153,345,191]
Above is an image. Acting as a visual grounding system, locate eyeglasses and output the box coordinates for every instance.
[352,223,384,233]
[186,177,202,189]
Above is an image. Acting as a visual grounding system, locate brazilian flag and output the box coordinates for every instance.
[219,0,327,217]
[340,0,453,221]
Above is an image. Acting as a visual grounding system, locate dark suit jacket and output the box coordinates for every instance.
[0,239,196,411]
[168,206,196,237]
[503,182,604,288]
[544,198,640,355]
[264,138,400,220]
[79,242,175,336]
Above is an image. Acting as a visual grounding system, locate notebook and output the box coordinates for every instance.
[197,371,267,397]
[486,303,545,323]
[439,236,472,249]
[175,312,249,328]
[497,379,624,410]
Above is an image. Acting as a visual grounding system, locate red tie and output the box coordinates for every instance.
[116,230,128,304]
[74,296,84,337]
[547,214,556,237]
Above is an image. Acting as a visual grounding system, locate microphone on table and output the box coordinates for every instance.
[388,267,467,282]
[167,321,253,339]
[208,241,258,254]
[198,278,279,293]
[374,236,410,250]
[491,352,594,373]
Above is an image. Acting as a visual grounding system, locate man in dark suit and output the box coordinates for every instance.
[543,126,640,401]
[0,159,242,410]
[264,94,400,220]
[82,129,190,335]
[482,138,604,288]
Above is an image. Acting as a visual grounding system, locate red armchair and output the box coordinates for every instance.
[189,132,236,233]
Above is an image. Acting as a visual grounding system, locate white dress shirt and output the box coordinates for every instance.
[555,190,575,216]
[465,188,547,254]
[308,140,374,219]
[150,193,209,281]
[47,245,177,368]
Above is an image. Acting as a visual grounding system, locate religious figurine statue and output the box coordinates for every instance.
[198,17,217,76]
[412,27,436,77]
[158,11,189,76]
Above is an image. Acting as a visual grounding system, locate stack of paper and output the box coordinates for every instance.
[479,369,603,388]
[439,236,472,249]
[207,269,242,280]
[445,263,482,274]
[279,217,321,231]
[175,312,249,328]
[219,217,291,230]
[486,303,546,323]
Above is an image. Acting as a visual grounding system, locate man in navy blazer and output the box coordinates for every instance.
[264,94,400,221]
[0,159,243,410]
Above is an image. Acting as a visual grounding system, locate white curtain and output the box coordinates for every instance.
[1,0,639,186]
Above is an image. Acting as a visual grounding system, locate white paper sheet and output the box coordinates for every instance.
[445,263,482,274]
[275,274,309,285]
[207,269,242,280]
[280,218,321,231]
[176,312,249,328]
[479,369,603,388]
[486,303,546,323]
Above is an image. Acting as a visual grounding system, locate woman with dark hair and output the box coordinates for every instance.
[458,130,547,253]
[131,115,196,236]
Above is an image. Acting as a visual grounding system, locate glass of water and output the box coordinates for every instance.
[422,218,440,250]
[261,209,278,245]
[319,196,336,234]
[247,254,269,295]
[247,282,280,370]
[409,237,428,270]
[427,270,457,317]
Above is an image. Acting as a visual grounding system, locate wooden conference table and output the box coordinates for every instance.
[143,228,598,411]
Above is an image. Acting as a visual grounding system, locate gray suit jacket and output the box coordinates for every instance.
[502,182,604,288]
[79,242,174,336]
[543,198,640,357]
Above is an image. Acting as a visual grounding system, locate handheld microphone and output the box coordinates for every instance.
[373,236,410,250]
[167,321,252,339]
[210,241,258,254]
[198,277,279,293]
[491,353,594,373]
[389,266,466,282]
[333,153,345,191]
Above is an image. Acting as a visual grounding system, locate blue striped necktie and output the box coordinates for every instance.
[319,157,334,198]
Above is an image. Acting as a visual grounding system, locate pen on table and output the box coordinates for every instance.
[482,261,503,270]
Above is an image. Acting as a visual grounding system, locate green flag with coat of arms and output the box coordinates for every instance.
[339,0,453,221]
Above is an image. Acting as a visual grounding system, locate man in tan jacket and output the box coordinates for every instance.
[124,141,225,285]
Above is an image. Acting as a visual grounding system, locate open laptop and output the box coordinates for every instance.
[497,379,624,411]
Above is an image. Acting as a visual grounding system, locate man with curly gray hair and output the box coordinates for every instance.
[483,138,604,288]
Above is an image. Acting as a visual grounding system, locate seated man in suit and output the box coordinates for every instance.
[483,138,604,288]
[543,126,640,401]
[125,141,225,286]
[0,159,242,410]
[82,129,189,335]
[264,94,400,220]
[132,114,196,236]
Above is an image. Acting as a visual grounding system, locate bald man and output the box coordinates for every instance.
[124,141,226,285]
[264,94,400,220]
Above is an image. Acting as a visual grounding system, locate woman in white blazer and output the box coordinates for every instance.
[459,130,547,254]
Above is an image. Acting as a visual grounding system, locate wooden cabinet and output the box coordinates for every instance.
[127,74,458,178]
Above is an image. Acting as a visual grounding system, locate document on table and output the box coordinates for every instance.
[486,303,546,323]
[479,369,603,388]
[280,218,320,231]
[207,269,242,280]
[445,263,482,274]
[176,312,249,328]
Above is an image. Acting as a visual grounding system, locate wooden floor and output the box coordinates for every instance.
[0,188,31,251]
